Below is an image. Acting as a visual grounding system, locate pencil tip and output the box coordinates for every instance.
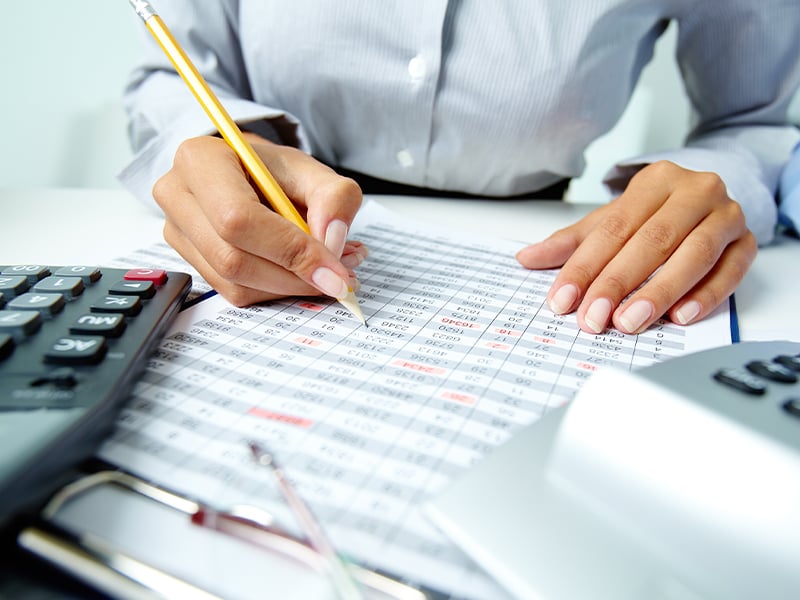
[337,290,367,327]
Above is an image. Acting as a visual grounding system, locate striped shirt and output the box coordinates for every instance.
[121,0,800,244]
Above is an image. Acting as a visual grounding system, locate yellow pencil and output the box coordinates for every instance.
[128,0,366,325]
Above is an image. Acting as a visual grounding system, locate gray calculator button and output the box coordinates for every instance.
[70,313,126,337]
[109,280,155,298]
[53,266,101,283]
[0,333,13,361]
[8,293,65,317]
[0,275,29,297]
[34,276,85,299]
[1,265,50,283]
[31,367,78,388]
[44,335,107,366]
[746,360,798,384]
[90,295,142,317]
[0,311,42,336]
[782,398,800,419]
[712,368,767,395]
[773,354,800,372]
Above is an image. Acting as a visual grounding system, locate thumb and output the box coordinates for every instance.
[515,225,583,269]
[515,203,609,269]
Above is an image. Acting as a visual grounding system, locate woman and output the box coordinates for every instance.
[120,0,800,334]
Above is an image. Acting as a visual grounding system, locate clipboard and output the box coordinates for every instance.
[15,467,430,600]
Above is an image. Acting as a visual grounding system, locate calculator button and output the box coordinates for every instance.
[90,295,142,317]
[0,311,42,337]
[34,276,85,299]
[8,293,65,317]
[125,268,167,286]
[32,367,78,389]
[782,398,800,420]
[70,313,126,337]
[0,333,13,361]
[712,368,767,395]
[53,266,102,283]
[44,335,107,366]
[0,275,30,297]
[0,265,191,524]
[109,280,155,299]
[773,355,800,371]
[1,265,51,283]
[745,360,798,384]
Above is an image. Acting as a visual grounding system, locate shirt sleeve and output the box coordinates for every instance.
[603,1,800,246]
[778,140,800,234]
[117,0,308,206]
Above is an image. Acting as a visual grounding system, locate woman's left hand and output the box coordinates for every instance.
[515,160,758,334]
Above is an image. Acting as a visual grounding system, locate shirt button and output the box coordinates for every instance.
[407,55,427,81]
[396,150,415,168]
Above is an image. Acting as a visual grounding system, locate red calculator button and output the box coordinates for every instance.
[124,269,167,286]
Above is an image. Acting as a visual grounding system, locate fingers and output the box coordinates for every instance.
[664,229,756,326]
[243,136,363,256]
[515,213,600,270]
[159,182,320,301]
[163,218,311,306]
[154,135,366,305]
[341,240,369,269]
[610,211,755,334]
[516,208,607,314]
[516,161,756,334]
[573,168,725,333]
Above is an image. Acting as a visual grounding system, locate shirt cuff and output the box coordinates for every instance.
[778,142,800,233]
[117,99,309,208]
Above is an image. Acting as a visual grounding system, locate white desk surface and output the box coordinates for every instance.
[1,187,798,599]
[2,187,797,342]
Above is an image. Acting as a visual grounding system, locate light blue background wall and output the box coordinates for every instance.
[0,4,718,201]
[1,1,140,189]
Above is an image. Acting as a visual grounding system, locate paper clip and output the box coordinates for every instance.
[17,469,429,600]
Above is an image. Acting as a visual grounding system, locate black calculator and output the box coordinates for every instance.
[0,265,191,524]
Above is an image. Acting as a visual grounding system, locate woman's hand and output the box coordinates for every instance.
[516,161,757,334]
[153,134,368,306]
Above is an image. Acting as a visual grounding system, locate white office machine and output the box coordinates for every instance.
[426,340,800,600]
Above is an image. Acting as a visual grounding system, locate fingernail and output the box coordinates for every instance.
[351,243,369,260]
[324,220,349,258]
[311,267,349,299]
[618,300,654,333]
[584,298,612,333]
[549,283,579,314]
[341,252,365,269]
[348,276,361,293]
[675,300,701,325]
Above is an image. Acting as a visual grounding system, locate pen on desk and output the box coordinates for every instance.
[191,498,426,600]
[127,0,366,326]
[248,441,365,600]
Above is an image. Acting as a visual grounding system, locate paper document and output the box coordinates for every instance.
[99,201,732,599]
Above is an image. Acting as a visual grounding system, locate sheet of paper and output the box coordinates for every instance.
[99,201,732,599]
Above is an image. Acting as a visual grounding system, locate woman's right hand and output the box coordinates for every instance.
[153,134,368,306]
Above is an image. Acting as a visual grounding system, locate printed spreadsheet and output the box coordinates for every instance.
[99,202,732,598]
